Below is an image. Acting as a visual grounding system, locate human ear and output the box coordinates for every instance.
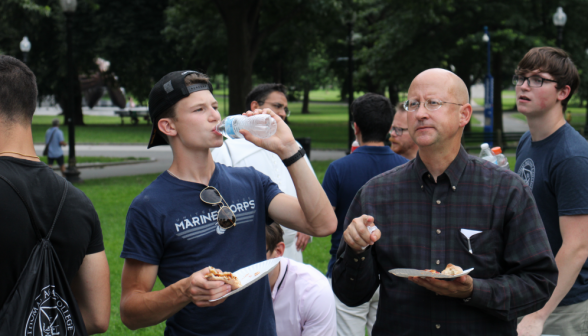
[250,101,261,111]
[458,104,472,128]
[158,118,177,137]
[557,85,572,102]
[276,242,286,257]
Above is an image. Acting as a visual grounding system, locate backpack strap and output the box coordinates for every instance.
[0,174,68,241]
[46,181,68,240]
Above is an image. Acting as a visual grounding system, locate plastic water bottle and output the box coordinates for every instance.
[351,140,360,153]
[491,147,509,169]
[479,143,498,164]
[216,114,277,139]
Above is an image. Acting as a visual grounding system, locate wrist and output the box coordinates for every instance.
[278,142,300,160]
[173,278,192,304]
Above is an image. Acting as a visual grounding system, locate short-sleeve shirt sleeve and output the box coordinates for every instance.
[121,206,164,265]
[553,157,588,216]
[258,170,283,225]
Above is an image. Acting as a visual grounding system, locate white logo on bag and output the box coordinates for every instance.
[25,285,75,336]
[517,158,535,189]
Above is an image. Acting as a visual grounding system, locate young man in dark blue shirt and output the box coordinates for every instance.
[322,93,407,335]
[119,71,336,335]
[515,47,588,336]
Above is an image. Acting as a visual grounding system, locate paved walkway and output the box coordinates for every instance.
[35,144,346,180]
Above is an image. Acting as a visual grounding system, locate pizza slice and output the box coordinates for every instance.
[205,266,242,290]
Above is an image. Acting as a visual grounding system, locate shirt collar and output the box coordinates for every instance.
[352,146,394,154]
[414,146,469,188]
[271,258,289,300]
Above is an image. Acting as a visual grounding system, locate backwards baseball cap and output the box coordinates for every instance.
[147,70,214,148]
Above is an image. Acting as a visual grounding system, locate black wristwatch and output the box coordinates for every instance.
[282,147,306,167]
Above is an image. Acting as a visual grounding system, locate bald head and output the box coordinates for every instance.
[410,68,469,104]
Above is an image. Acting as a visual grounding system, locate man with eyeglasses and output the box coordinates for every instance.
[212,83,314,263]
[119,72,337,335]
[332,68,557,336]
[390,102,418,160]
[265,223,336,336]
[322,93,407,336]
[513,47,588,336]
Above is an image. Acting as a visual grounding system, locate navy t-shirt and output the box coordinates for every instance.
[516,123,588,306]
[121,163,282,335]
[322,146,408,277]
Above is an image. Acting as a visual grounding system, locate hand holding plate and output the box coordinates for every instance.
[408,274,473,299]
[187,267,232,307]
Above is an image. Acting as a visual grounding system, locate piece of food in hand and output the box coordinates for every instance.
[205,266,242,290]
[441,263,464,276]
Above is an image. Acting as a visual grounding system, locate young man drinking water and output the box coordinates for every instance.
[119,70,336,335]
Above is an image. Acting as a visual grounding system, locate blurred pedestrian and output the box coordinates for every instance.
[45,118,67,175]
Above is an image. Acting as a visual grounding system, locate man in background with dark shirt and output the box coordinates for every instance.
[332,68,557,336]
[514,47,588,336]
[322,93,407,335]
[0,55,110,334]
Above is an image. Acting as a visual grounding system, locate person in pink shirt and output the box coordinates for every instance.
[266,223,336,336]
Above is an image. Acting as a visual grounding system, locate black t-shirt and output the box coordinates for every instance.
[0,157,104,308]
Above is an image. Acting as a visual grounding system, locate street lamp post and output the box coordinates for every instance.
[482,26,494,146]
[19,36,31,63]
[553,7,567,48]
[342,11,356,153]
[60,0,82,183]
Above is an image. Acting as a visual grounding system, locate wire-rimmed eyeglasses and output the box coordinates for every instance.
[390,126,408,136]
[403,99,463,112]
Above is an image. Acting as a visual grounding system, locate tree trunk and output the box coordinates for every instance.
[492,52,503,136]
[302,82,310,114]
[388,83,399,107]
[214,0,263,115]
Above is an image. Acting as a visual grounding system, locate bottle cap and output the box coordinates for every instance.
[481,143,489,149]
[491,147,502,155]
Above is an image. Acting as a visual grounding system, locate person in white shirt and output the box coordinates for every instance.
[212,83,313,262]
[266,223,336,336]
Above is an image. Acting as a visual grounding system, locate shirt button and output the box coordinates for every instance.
[428,174,431,178]
[452,186,456,191]
[436,260,440,265]
[354,258,358,262]
[436,324,441,329]
[421,185,424,189]
[436,229,441,234]
[350,278,354,281]
[361,257,365,261]
[436,200,441,204]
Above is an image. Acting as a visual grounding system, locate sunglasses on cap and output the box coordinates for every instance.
[200,186,236,229]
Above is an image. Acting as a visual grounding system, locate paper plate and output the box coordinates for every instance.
[209,257,282,302]
[389,267,474,279]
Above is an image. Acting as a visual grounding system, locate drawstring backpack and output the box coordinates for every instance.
[0,175,88,336]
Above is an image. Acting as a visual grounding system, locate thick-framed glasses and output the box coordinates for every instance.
[267,102,291,117]
[200,186,236,229]
[512,75,558,88]
[390,126,408,136]
[403,99,463,112]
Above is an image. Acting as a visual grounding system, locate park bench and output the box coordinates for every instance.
[114,109,150,125]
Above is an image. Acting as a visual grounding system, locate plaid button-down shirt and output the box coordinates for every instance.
[332,146,557,336]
